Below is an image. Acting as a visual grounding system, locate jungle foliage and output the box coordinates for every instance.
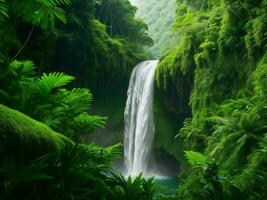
[1,0,267,199]
[0,0,156,199]
[0,0,152,90]
[0,60,106,142]
[156,0,267,199]
[0,104,155,200]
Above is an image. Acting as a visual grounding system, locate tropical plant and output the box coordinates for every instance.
[184,151,207,168]
[0,120,157,200]
[0,141,123,199]
[34,72,75,96]
[0,0,72,60]
[0,0,7,22]
[156,0,267,199]
[0,157,53,200]
[0,60,106,141]
[107,173,156,200]
[28,72,107,140]
[183,151,246,200]
[11,0,71,29]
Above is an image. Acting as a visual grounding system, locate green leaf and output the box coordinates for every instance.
[184,151,207,168]
[9,60,36,77]
[12,0,71,29]
[57,88,93,112]
[0,0,8,22]
[35,72,75,96]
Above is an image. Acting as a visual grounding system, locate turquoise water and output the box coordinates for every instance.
[154,176,179,195]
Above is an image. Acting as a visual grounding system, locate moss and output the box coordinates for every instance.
[233,137,267,192]
[153,99,180,159]
[0,104,74,160]
[253,53,267,97]
[153,86,192,172]
[155,0,267,199]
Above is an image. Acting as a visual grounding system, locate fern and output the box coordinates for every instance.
[105,143,122,160]
[0,0,7,22]
[12,0,71,29]
[107,173,156,200]
[72,113,107,135]
[9,60,36,78]
[56,88,93,112]
[185,151,207,168]
[35,72,74,97]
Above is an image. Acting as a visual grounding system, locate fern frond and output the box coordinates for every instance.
[73,113,106,134]
[105,143,122,160]
[185,151,207,168]
[9,60,36,78]
[57,88,93,112]
[0,0,8,22]
[35,72,74,96]
[12,0,71,29]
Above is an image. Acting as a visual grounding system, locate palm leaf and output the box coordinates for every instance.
[58,88,93,112]
[35,72,75,96]
[73,113,107,134]
[12,0,71,29]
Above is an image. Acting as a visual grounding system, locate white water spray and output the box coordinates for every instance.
[124,60,159,176]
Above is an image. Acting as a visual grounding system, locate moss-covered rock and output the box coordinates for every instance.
[0,104,74,161]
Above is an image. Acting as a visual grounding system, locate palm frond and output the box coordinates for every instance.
[73,113,107,134]
[57,88,93,112]
[12,0,71,29]
[35,72,75,97]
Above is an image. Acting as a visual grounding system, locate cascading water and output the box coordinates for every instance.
[124,60,159,176]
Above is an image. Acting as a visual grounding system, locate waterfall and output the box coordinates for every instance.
[124,60,159,176]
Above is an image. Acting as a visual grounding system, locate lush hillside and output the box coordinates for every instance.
[156,0,267,199]
[1,0,267,199]
[131,0,178,58]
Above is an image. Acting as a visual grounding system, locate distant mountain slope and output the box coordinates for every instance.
[131,0,177,58]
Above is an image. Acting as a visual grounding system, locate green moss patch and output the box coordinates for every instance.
[0,104,74,160]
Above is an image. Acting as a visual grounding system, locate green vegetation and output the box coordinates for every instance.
[0,102,158,199]
[1,0,267,199]
[132,0,177,58]
[0,0,152,89]
[0,60,107,142]
[0,104,154,199]
[156,0,267,199]
[0,0,157,199]
[0,104,73,158]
